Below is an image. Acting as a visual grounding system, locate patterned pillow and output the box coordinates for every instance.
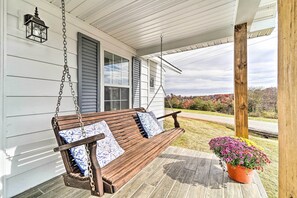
[59,121,124,176]
[147,111,163,130]
[137,111,163,138]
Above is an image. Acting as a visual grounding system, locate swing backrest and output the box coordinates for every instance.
[52,108,147,174]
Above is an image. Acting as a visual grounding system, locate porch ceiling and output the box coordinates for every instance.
[46,0,276,58]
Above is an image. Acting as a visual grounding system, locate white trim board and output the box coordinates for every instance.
[0,0,7,197]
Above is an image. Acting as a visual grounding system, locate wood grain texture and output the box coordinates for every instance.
[15,146,268,198]
[278,1,297,197]
[241,183,261,198]
[206,155,224,197]
[223,172,243,198]
[186,152,213,198]
[234,23,248,138]
[52,108,184,195]
[130,183,154,198]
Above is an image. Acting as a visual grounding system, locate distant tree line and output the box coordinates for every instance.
[165,87,278,119]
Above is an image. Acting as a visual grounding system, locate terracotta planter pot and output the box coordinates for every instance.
[227,163,254,184]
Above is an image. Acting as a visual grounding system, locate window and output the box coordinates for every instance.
[104,51,130,111]
[150,76,155,88]
[150,62,157,92]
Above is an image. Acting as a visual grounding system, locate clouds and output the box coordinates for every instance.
[164,30,277,96]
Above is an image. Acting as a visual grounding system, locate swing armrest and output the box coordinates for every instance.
[156,111,181,119]
[157,111,181,128]
[53,133,105,152]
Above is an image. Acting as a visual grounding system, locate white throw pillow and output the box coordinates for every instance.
[59,120,124,176]
[137,111,163,138]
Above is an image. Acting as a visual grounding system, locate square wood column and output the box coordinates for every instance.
[278,1,297,197]
[234,23,248,138]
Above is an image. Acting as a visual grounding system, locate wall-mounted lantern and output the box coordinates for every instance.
[24,7,48,43]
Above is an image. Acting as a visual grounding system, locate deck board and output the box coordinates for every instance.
[14,146,268,198]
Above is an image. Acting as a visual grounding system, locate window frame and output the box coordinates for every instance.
[103,50,131,111]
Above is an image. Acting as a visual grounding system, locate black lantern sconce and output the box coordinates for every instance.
[24,7,48,43]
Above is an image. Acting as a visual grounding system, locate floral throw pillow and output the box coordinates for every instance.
[137,111,163,138]
[59,120,124,176]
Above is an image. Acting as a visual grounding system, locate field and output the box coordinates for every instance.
[165,117,278,198]
[167,108,278,123]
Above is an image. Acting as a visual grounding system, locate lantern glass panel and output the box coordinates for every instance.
[25,17,48,43]
[32,24,42,37]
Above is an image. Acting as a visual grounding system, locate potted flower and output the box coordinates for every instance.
[209,136,271,183]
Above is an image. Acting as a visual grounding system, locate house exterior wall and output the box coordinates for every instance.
[147,60,165,120]
[138,59,165,120]
[1,0,165,197]
[0,0,7,197]
[140,59,149,108]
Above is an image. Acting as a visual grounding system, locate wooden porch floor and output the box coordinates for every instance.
[14,146,267,198]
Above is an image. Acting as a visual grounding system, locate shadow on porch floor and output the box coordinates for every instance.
[14,146,267,198]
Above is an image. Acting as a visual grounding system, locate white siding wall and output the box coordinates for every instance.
[147,60,165,119]
[4,0,137,197]
[2,1,167,197]
[140,59,149,108]
[139,59,165,120]
[0,0,7,197]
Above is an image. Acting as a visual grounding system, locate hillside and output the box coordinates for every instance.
[165,87,277,119]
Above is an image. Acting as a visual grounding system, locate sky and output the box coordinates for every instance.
[163,29,277,96]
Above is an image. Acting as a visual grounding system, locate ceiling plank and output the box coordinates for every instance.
[114,3,235,42]
[83,0,137,24]
[137,26,233,56]
[111,0,234,38]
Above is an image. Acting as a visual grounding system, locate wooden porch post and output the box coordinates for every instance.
[278,1,297,197]
[234,23,248,138]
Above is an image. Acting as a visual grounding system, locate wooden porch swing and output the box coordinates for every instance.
[52,0,184,196]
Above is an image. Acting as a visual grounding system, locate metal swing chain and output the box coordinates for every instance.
[160,35,174,113]
[54,0,95,192]
[146,35,174,112]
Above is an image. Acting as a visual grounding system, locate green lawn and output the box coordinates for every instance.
[165,117,278,198]
[167,108,278,123]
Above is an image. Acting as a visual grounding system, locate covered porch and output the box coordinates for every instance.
[2,0,297,197]
[15,146,267,198]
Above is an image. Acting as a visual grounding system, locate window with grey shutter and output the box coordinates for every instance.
[78,33,100,113]
[132,57,141,108]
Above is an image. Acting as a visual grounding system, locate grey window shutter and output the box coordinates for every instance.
[78,33,100,113]
[132,57,141,108]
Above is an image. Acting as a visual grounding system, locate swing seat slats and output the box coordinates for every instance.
[102,128,184,192]
[53,108,184,196]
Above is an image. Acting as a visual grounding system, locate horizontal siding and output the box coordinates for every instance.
[140,59,148,108]
[139,59,165,118]
[147,60,165,119]
[7,0,135,54]
[4,0,136,197]
[6,77,78,96]
[7,35,77,68]
[6,160,65,197]
[6,139,58,176]
[6,97,76,117]
[6,130,54,148]
[6,111,75,138]
[7,14,77,55]
[6,56,77,82]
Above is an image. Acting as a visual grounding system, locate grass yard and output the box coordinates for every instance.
[165,117,278,198]
[167,108,278,123]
